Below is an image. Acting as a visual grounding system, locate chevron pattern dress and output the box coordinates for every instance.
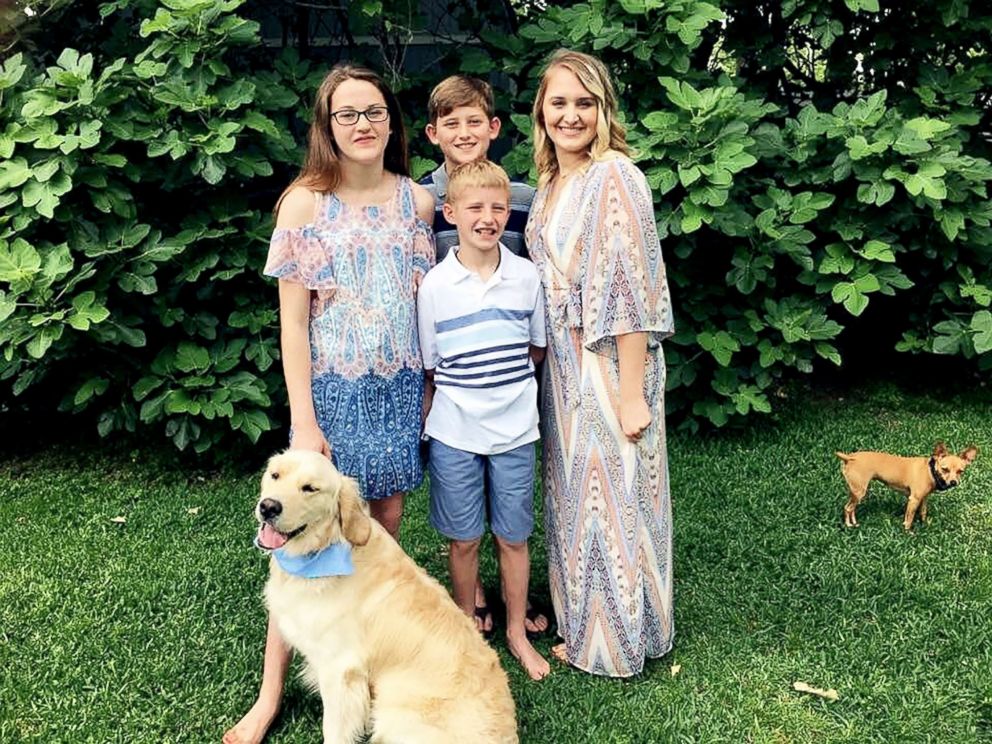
[264,176,435,500]
[526,156,675,677]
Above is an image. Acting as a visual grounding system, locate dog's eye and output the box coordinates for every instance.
[301,484,318,493]
[270,472,280,480]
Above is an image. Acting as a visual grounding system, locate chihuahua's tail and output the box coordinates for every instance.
[835,451,855,463]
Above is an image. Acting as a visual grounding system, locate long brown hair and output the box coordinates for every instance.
[277,63,410,211]
[532,49,629,187]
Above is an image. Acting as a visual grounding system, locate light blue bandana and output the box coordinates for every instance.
[273,542,354,578]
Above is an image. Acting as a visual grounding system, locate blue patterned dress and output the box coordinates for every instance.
[264,176,435,500]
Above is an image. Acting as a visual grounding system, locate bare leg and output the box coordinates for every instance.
[495,537,549,680]
[449,538,482,622]
[223,615,293,744]
[495,546,547,635]
[369,491,404,541]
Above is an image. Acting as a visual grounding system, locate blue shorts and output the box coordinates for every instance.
[428,439,536,544]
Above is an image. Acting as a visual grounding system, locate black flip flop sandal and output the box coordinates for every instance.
[474,602,495,640]
[490,596,553,641]
[524,604,553,641]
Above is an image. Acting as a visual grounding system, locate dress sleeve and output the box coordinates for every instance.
[582,158,675,357]
[263,226,336,290]
[412,219,436,292]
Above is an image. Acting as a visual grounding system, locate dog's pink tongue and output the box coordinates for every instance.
[258,523,288,550]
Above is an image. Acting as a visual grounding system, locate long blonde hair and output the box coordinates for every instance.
[532,49,629,187]
[276,63,409,213]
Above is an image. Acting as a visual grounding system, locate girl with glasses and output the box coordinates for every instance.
[225,63,435,744]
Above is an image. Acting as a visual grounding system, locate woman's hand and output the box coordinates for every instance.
[616,332,649,442]
[290,422,331,457]
[619,395,651,442]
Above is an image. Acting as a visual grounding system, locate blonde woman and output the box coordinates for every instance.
[525,49,675,677]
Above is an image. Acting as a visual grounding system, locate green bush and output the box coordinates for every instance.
[1,0,990,451]
[490,0,992,428]
[0,0,323,451]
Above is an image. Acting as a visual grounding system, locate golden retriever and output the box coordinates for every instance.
[254,449,518,744]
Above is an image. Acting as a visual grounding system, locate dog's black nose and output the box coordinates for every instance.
[950,480,958,487]
[259,498,282,520]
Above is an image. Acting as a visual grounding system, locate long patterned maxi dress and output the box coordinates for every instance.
[526,156,675,677]
[264,176,435,500]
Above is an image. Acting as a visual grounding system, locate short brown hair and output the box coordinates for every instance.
[428,75,495,123]
[446,159,510,205]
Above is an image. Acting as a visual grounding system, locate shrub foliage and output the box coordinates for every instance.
[1,0,990,449]
[0,0,320,450]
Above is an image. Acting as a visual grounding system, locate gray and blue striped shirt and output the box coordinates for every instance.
[419,164,536,262]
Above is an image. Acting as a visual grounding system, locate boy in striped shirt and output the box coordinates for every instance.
[417,160,550,680]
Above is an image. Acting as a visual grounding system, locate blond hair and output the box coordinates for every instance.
[532,49,629,187]
[428,75,495,123]
[446,159,510,205]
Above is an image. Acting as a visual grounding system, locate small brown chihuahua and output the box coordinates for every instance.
[837,443,979,530]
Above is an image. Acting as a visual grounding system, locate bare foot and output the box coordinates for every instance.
[223,699,279,744]
[550,643,569,664]
[507,631,550,680]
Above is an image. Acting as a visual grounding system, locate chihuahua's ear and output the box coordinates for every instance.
[932,441,948,458]
[337,475,371,546]
[961,445,979,464]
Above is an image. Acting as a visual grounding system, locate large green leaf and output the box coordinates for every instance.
[971,311,992,355]
[0,157,33,189]
[0,238,42,283]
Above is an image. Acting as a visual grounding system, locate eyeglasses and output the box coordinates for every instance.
[330,106,390,126]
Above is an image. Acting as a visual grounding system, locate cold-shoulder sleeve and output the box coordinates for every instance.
[411,219,436,291]
[583,157,674,356]
[263,226,336,290]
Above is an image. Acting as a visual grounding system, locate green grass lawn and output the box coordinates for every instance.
[2,381,991,743]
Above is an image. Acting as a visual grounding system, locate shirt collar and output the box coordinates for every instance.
[431,164,449,200]
[446,243,509,284]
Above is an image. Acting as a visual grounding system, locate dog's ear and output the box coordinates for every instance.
[933,441,948,458]
[337,475,371,546]
[961,445,979,464]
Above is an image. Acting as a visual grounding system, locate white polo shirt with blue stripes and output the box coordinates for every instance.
[417,244,546,455]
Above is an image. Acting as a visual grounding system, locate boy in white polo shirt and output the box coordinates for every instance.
[418,160,550,681]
